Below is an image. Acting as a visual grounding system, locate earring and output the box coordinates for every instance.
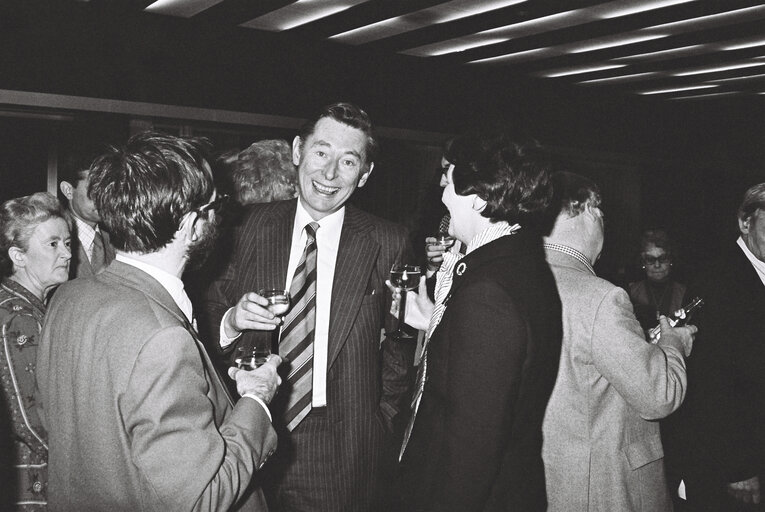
[641,265,646,270]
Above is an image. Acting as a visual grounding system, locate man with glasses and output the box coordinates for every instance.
[38,132,280,511]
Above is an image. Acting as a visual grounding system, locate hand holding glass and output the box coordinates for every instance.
[386,264,421,339]
[235,289,290,369]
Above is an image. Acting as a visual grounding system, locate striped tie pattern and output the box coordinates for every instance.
[280,222,319,431]
[399,250,462,461]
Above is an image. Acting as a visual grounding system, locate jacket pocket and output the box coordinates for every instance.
[623,435,664,470]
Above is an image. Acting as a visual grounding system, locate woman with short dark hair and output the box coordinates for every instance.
[397,130,562,511]
[0,192,71,510]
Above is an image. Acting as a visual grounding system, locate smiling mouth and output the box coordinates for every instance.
[312,181,340,195]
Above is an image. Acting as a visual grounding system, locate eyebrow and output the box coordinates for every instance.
[311,139,363,160]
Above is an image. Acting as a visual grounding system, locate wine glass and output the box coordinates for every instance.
[386,264,421,339]
[235,289,290,369]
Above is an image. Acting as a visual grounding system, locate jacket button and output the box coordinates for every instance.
[32,481,43,493]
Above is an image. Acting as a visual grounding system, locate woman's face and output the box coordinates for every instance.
[441,166,479,244]
[642,243,671,283]
[12,217,72,298]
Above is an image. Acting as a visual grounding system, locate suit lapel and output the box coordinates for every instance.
[255,201,295,291]
[327,207,379,368]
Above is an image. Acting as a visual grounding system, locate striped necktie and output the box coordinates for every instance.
[279,222,319,431]
[400,250,463,460]
[91,229,106,273]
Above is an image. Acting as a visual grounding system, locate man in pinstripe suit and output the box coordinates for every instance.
[202,103,414,512]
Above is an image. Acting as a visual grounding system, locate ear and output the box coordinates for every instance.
[180,211,200,243]
[739,216,751,236]
[472,195,487,212]
[357,162,374,189]
[60,181,74,200]
[292,136,303,166]
[8,246,26,269]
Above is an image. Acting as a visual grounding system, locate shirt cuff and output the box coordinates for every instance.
[219,308,242,348]
[242,394,272,422]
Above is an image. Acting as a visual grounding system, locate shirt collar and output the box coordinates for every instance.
[466,221,521,255]
[114,253,193,322]
[737,236,765,288]
[294,199,345,236]
[543,242,596,276]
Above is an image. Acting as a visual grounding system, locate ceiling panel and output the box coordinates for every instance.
[135,0,765,100]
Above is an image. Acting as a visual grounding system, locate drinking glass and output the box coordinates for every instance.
[235,289,290,369]
[386,264,421,339]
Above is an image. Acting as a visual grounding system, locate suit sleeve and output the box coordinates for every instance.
[121,325,277,511]
[379,230,416,435]
[429,280,528,511]
[591,287,687,420]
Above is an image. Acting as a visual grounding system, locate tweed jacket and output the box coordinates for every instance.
[542,248,687,512]
[37,261,276,511]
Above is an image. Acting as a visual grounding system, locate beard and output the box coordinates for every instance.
[185,218,220,271]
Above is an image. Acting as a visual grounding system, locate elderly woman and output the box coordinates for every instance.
[231,139,298,205]
[628,229,686,334]
[0,192,71,510]
[397,131,563,511]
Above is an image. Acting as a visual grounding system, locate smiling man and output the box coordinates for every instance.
[202,102,414,512]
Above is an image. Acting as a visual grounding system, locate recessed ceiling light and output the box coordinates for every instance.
[673,62,765,77]
[720,38,765,51]
[429,38,509,56]
[145,0,224,17]
[468,48,552,64]
[638,84,718,95]
[436,0,527,23]
[241,0,369,31]
[578,72,659,84]
[598,0,696,19]
[541,64,626,78]
[568,33,667,53]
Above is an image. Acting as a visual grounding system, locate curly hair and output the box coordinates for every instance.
[88,132,214,253]
[233,139,297,205]
[0,192,70,277]
[451,130,553,226]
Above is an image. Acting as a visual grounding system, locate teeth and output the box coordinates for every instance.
[313,181,339,194]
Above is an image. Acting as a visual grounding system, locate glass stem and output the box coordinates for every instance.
[398,289,408,332]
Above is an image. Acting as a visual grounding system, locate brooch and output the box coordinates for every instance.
[456,262,466,276]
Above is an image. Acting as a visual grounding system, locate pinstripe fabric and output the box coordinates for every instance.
[280,222,319,431]
[201,199,415,512]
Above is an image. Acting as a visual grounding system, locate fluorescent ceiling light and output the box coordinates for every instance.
[673,62,765,76]
[598,0,696,19]
[542,64,626,78]
[481,10,581,37]
[578,72,659,84]
[669,91,739,100]
[145,0,223,17]
[638,84,718,95]
[721,38,765,51]
[707,73,765,83]
[468,48,552,64]
[614,44,707,62]
[568,33,667,53]
[241,0,369,31]
[648,5,765,32]
[436,0,527,23]
[430,38,509,56]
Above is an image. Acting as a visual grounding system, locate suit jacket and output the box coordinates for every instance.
[662,241,765,507]
[401,231,562,512]
[37,261,276,512]
[542,249,687,512]
[69,222,116,279]
[201,199,414,511]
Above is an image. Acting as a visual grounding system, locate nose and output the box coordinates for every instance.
[61,243,72,260]
[323,160,339,181]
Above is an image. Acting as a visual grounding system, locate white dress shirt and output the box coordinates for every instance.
[284,201,344,407]
[737,236,765,288]
[73,215,98,262]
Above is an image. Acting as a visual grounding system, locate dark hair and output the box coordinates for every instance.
[298,102,378,166]
[0,192,70,277]
[59,143,105,186]
[548,171,602,218]
[233,139,297,205]
[738,182,765,223]
[88,132,214,253]
[450,130,552,225]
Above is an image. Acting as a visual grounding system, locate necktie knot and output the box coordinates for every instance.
[305,222,319,241]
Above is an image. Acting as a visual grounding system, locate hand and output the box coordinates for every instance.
[228,355,282,404]
[224,292,282,338]
[727,476,761,505]
[656,315,697,357]
[425,237,446,275]
[386,276,434,332]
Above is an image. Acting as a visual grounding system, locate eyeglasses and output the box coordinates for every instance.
[642,254,670,266]
[194,194,230,223]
